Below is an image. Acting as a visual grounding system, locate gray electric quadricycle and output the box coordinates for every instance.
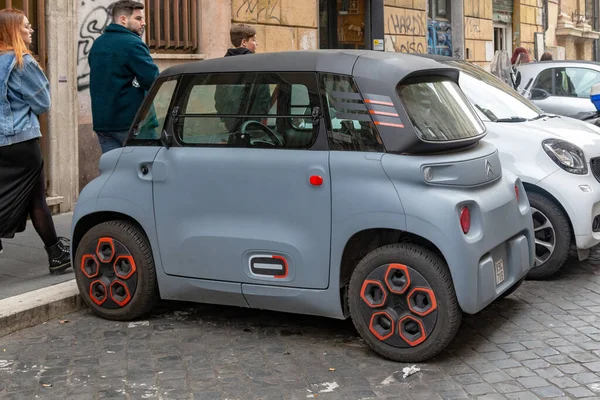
[72,50,534,362]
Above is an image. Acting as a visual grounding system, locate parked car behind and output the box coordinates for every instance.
[71,50,534,362]
[425,55,600,279]
[516,60,600,117]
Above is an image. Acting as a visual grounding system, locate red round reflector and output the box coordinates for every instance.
[460,207,470,234]
[515,184,520,202]
[310,175,323,186]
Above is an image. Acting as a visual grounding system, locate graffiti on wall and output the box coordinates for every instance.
[387,13,425,37]
[236,0,281,24]
[386,36,425,54]
[385,11,426,54]
[77,1,113,91]
[427,19,452,57]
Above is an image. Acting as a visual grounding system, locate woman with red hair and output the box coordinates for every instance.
[0,9,71,274]
[511,47,531,64]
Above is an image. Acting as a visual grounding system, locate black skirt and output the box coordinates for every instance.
[0,138,43,239]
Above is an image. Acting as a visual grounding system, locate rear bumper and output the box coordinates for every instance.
[404,176,534,315]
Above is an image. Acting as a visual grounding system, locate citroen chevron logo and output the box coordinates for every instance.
[485,159,494,178]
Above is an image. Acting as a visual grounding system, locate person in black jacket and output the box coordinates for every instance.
[214,24,271,137]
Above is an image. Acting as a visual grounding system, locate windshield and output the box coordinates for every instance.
[446,61,544,122]
[398,78,485,142]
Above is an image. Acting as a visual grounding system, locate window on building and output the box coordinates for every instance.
[319,74,385,152]
[172,72,321,149]
[429,0,449,20]
[146,0,198,53]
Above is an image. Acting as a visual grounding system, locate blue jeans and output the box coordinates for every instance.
[96,130,129,154]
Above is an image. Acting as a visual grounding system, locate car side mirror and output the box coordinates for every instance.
[160,129,173,149]
[530,88,549,100]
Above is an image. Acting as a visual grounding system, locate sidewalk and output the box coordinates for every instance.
[0,212,74,300]
[0,213,84,337]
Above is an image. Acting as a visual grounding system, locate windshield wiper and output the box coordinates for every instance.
[530,113,557,121]
[495,117,528,123]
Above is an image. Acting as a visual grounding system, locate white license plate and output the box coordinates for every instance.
[495,259,505,285]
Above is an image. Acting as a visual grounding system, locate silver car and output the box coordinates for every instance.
[516,60,600,117]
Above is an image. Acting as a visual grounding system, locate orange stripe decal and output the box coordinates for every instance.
[365,99,394,106]
[369,110,399,117]
[375,121,405,128]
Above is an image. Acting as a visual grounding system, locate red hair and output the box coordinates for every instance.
[0,9,30,68]
[511,47,530,65]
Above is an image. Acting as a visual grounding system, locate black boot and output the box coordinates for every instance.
[45,237,71,275]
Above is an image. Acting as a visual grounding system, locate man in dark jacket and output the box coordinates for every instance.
[89,0,159,153]
[214,24,271,135]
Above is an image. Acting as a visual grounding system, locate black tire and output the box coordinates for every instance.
[498,278,524,299]
[74,220,159,321]
[526,192,571,280]
[348,244,462,362]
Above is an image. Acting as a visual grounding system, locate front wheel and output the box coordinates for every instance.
[74,220,159,321]
[525,192,571,280]
[348,244,462,362]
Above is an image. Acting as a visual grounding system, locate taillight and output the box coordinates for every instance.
[460,207,470,234]
[515,184,520,202]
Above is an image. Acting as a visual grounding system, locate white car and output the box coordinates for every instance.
[435,59,600,279]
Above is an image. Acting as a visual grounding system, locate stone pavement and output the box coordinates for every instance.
[2,250,600,399]
[0,213,74,300]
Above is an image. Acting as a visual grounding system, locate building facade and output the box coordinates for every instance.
[3,0,599,211]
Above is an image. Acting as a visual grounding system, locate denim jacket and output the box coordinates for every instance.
[0,52,51,147]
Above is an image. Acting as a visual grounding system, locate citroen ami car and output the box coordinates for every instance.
[71,50,534,362]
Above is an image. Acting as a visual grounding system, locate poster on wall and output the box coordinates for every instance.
[427,19,452,57]
[534,32,545,61]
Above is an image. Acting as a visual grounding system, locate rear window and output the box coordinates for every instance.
[398,78,485,142]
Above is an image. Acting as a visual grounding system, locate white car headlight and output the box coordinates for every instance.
[542,139,588,175]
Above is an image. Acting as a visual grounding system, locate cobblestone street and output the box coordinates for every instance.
[2,250,600,400]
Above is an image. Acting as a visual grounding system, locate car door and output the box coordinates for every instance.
[530,67,600,116]
[151,71,333,289]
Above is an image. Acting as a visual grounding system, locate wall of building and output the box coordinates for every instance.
[383,0,427,54]
[464,0,493,67]
[517,0,543,57]
[231,0,318,53]
[46,0,79,212]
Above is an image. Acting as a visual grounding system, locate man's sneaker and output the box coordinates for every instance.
[45,237,72,275]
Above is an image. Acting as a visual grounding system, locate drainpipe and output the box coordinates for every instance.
[595,0,599,61]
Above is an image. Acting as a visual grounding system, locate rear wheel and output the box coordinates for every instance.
[348,244,462,362]
[74,220,159,321]
[525,192,571,280]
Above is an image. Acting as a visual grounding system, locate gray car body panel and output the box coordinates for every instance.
[72,50,535,319]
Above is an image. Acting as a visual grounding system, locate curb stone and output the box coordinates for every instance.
[0,279,85,337]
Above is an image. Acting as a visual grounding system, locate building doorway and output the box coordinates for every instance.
[319,0,371,50]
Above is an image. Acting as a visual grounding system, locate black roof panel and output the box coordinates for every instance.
[159,49,455,81]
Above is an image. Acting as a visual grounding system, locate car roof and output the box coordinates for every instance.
[159,49,455,80]
[518,60,600,70]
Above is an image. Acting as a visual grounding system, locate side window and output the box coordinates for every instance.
[533,68,553,95]
[132,78,178,141]
[563,67,600,98]
[320,74,385,152]
[173,72,321,149]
